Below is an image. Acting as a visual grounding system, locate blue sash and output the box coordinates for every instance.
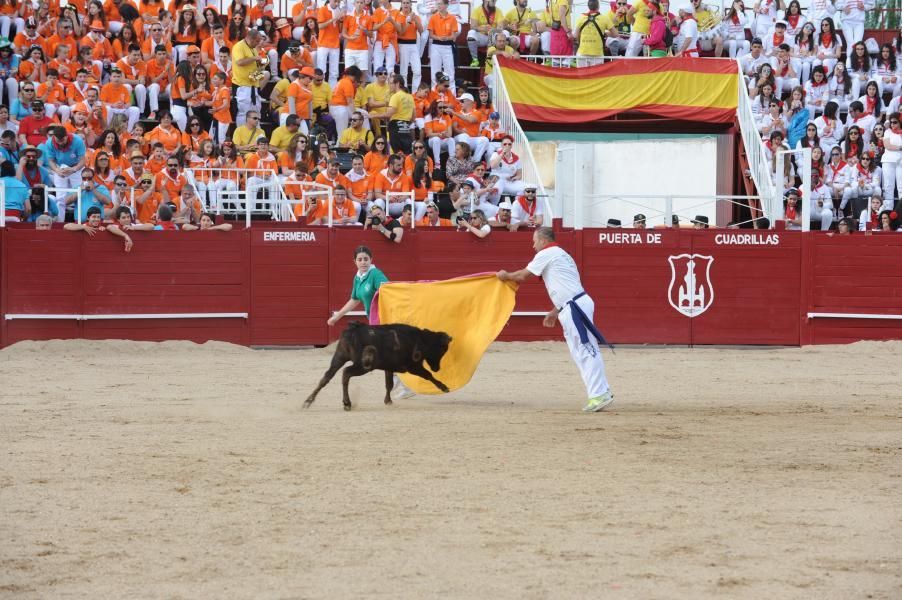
[565,292,614,353]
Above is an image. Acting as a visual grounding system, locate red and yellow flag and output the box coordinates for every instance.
[496,56,739,124]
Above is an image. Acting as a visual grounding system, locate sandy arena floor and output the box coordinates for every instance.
[1,339,901,599]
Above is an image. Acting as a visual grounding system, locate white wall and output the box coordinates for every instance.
[555,137,721,229]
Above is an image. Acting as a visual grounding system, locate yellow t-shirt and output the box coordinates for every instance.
[631,0,652,35]
[388,90,414,122]
[470,5,498,31]
[269,125,295,152]
[485,45,519,76]
[311,81,332,111]
[271,78,290,104]
[549,0,571,29]
[503,7,536,35]
[365,81,392,118]
[231,39,259,88]
[695,8,718,33]
[575,11,614,56]
[232,124,266,149]
[339,126,375,148]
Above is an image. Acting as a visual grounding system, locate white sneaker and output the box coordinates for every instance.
[582,391,614,412]
[391,381,416,401]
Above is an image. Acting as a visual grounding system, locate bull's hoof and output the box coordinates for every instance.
[343,403,352,411]
[302,399,313,409]
[384,398,393,405]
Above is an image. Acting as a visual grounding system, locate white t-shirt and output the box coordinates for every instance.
[882,129,902,164]
[526,246,584,309]
[677,18,698,53]
[510,197,544,225]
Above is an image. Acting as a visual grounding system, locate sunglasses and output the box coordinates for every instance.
[115,182,126,186]
[167,163,179,168]
[831,152,840,156]
[892,121,900,125]
[375,141,385,145]
[190,122,201,126]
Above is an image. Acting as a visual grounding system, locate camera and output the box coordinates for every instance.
[456,215,467,225]
[369,215,382,226]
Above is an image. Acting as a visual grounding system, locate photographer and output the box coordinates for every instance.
[364,203,404,243]
[458,209,491,238]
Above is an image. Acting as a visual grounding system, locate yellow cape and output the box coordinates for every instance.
[375,274,517,394]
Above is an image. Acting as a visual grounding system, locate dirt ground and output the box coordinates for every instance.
[1,339,900,599]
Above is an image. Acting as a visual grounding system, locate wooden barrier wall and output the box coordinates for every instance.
[1,224,900,348]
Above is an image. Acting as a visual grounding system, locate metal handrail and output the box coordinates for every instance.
[490,54,553,222]
[579,193,769,228]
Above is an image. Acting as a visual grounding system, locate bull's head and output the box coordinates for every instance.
[424,331,452,372]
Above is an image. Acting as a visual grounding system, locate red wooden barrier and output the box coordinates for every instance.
[2,224,902,348]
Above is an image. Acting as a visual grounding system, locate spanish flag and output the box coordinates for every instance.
[496,56,739,124]
[372,274,517,394]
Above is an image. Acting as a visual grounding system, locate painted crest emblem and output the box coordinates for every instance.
[667,254,714,318]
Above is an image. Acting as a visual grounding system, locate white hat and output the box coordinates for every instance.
[458,93,475,102]
[498,200,513,210]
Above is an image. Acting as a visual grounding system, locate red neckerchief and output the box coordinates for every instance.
[785,205,797,220]
[158,220,178,230]
[820,32,833,47]
[500,151,520,165]
[848,141,859,156]
[730,11,740,24]
[828,160,847,179]
[869,210,878,228]
[517,195,536,216]
[777,60,789,76]
[857,163,870,177]
[811,77,827,87]
[787,14,799,28]
[893,125,902,135]
[539,243,560,252]
[812,163,824,179]
[865,95,877,114]
[22,166,42,187]
[773,32,784,45]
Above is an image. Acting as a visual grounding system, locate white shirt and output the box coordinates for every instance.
[526,245,583,309]
[739,51,767,77]
[510,197,544,225]
[882,129,902,163]
[677,18,699,54]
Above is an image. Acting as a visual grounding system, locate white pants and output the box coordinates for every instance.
[375,197,426,220]
[45,104,71,123]
[429,43,455,92]
[428,135,455,163]
[210,120,230,145]
[329,104,353,139]
[417,31,429,59]
[540,31,551,54]
[876,78,902,98]
[467,30,490,61]
[398,43,422,91]
[625,32,646,57]
[842,22,865,48]
[147,83,169,112]
[247,176,279,211]
[345,48,370,75]
[841,185,881,212]
[454,133,489,162]
[235,85,262,127]
[559,293,610,400]
[372,44,395,75]
[316,46,341,87]
[107,105,140,132]
[725,37,750,59]
[171,103,189,131]
[883,159,899,207]
[775,76,800,96]
[811,203,834,230]
[200,178,239,211]
[493,177,528,198]
[3,76,16,106]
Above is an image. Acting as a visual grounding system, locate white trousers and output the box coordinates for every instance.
[842,22,865,48]
[316,47,341,87]
[398,43,422,91]
[428,135,455,163]
[147,83,169,112]
[559,293,610,399]
[345,48,370,75]
[107,105,140,132]
[454,133,489,162]
[235,85,262,127]
[625,32,646,57]
[329,104,352,139]
[372,44,396,75]
[882,159,899,206]
[429,43,455,92]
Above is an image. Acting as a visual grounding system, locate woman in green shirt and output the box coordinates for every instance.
[328,245,390,325]
[327,244,415,400]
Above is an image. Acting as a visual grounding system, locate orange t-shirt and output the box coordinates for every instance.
[343,13,372,51]
[363,151,388,175]
[37,81,67,105]
[145,58,173,89]
[17,60,42,83]
[371,8,396,48]
[395,11,420,42]
[404,154,434,176]
[346,172,370,200]
[316,5,342,49]
[374,170,414,195]
[115,58,146,83]
[100,82,131,106]
[245,152,280,175]
[211,86,232,123]
[173,24,198,45]
[309,198,357,222]
[46,34,78,60]
[181,131,211,153]
[136,190,162,223]
[330,76,356,106]
[142,37,173,59]
[51,59,80,83]
[427,12,459,39]
[282,81,312,119]
[13,32,44,53]
[157,170,188,202]
[417,215,453,226]
[145,155,167,174]
[424,115,453,137]
[146,125,181,153]
[201,37,231,64]
[314,170,352,191]
[279,49,313,76]
[453,111,480,137]
[103,0,138,22]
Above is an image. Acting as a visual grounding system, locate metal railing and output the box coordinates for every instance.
[489,54,553,222]
[577,193,769,229]
[186,167,292,222]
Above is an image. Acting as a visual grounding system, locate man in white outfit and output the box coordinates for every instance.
[497,227,615,412]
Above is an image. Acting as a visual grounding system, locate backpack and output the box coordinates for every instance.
[664,26,674,48]
[577,13,605,46]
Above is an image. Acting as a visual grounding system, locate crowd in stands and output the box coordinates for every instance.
[0,0,896,235]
